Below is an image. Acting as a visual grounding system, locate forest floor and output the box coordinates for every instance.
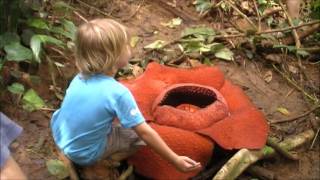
[1,0,319,179]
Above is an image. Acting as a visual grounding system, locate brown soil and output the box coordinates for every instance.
[1,0,319,179]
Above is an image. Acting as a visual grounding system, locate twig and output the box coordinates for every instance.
[279,1,301,48]
[252,0,261,32]
[122,0,145,22]
[310,128,320,149]
[199,1,224,19]
[213,130,315,180]
[256,20,320,35]
[49,46,67,58]
[227,20,320,40]
[118,165,134,180]
[145,21,319,53]
[75,0,113,18]
[39,107,57,112]
[272,105,320,123]
[272,64,318,103]
[46,55,64,101]
[46,56,57,88]
[298,47,320,53]
[223,0,257,31]
[73,11,88,23]
[267,137,299,160]
[260,23,320,48]
[281,23,320,45]
[279,1,304,88]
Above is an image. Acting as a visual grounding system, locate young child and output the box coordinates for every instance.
[51,18,201,173]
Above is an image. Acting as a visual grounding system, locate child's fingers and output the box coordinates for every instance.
[184,157,201,167]
[186,163,201,171]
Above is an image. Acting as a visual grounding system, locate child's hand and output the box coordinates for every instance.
[173,156,202,172]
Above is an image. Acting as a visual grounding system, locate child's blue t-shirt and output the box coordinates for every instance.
[51,74,145,165]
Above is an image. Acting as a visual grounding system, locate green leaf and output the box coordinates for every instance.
[203,57,213,65]
[179,36,206,43]
[27,18,50,30]
[22,89,45,111]
[182,27,215,37]
[161,18,182,28]
[30,35,64,62]
[193,0,213,14]
[51,19,76,40]
[277,107,290,116]
[46,159,69,179]
[296,50,310,57]
[181,41,207,53]
[53,1,75,11]
[266,17,274,26]
[292,18,301,26]
[209,43,224,52]
[0,32,20,49]
[258,0,268,5]
[181,41,224,54]
[214,48,234,61]
[130,36,140,48]
[245,50,253,59]
[311,0,320,19]
[260,34,277,41]
[4,42,33,62]
[61,19,76,40]
[273,45,296,52]
[30,36,42,62]
[7,83,25,94]
[144,40,166,50]
[21,29,35,46]
[0,58,4,71]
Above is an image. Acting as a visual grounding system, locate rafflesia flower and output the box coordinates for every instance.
[120,62,269,179]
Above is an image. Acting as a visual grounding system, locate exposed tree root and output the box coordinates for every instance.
[212,130,315,180]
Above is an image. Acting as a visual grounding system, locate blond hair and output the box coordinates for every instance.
[75,18,128,77]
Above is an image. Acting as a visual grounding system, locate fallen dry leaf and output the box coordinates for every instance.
[240,1,253,13]
[188,59,202,67]
[277,107,290,116]
[132,65,144,77]
[265,54,282,64]
[288,65,299,74]
[263,70,273,83]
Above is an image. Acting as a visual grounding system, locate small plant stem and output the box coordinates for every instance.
[73,11,88,22]
[256,20,320,35]
[272,105,320,123]
[272,64,318,103]
[223,0,257,31]
[267,137,299,160]
[75,0,113,18]
[252,0,261,32]
[279,1,301,48]
[310,128,320,149]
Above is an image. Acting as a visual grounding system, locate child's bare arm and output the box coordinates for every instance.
[133,122,201,172]
[0,156,27,180]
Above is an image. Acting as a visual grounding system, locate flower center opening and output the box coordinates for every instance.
[158,85,217,108]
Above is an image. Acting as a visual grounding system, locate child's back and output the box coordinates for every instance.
[51,74,144,165]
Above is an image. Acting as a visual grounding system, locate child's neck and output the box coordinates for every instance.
[104,69,117,77]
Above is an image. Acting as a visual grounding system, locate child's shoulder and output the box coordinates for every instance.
[86,74,130,96]
[69,73,129,95]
